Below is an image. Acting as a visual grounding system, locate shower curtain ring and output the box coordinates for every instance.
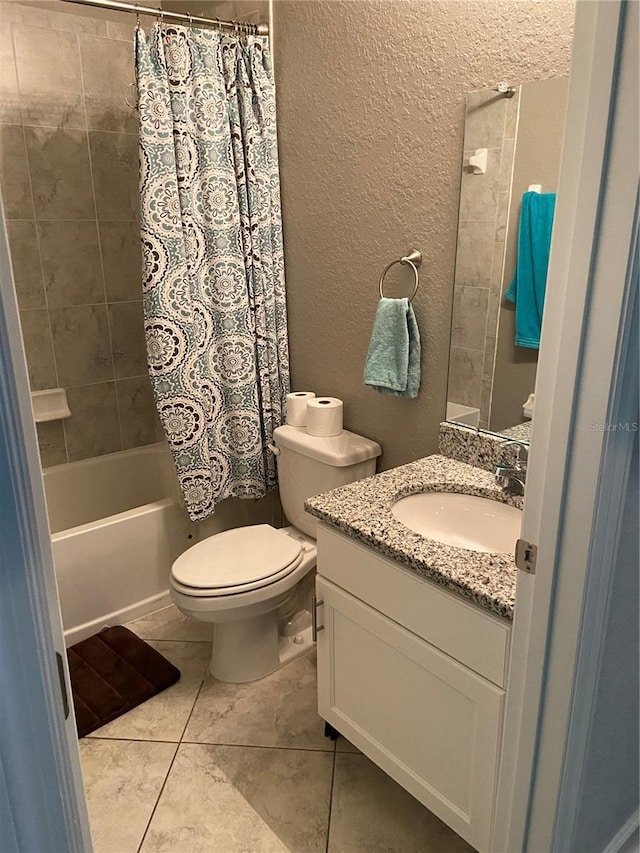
[186,10,193,29]
[134,2,140,27]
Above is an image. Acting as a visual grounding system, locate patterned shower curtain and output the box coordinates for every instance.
[135,24,290,522]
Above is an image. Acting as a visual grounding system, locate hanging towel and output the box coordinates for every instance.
[363,297,421,398]
[504,190,556,349]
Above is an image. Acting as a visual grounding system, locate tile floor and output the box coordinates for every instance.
[80,604,473,853]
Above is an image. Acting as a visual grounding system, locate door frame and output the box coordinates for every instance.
[493,1,638,850]
[0,202,91,851]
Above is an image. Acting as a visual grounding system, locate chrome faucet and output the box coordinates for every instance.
[494,438,528,495]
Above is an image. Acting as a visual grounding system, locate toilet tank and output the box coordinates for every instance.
[273,425,381,538]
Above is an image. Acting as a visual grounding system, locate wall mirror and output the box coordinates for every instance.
[446,76,570,441]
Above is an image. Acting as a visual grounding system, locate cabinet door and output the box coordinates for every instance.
[316,576,504,853]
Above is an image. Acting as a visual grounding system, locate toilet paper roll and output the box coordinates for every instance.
[286,391,316,426]
[306,397,344,437]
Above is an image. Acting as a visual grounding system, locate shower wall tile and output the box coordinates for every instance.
[1,12,161,467]
[13,25,85,129]
[80,35,138,134]
[90,130,140,220]
[449,86,520,426]
[453,220,495,288]
[25,126,94,219]
[447,346,483,409]
[64,381,121,461]
[0,124,34,219]
[6,220,45,309]
[36,420,67,468]
[459,148,501,222]
[0,25,19,123]
[50,305,114,386]
[463,90,508,150]
[38,220,104,307]
[100,220,143,302]
[19,309,57,391]
[451,287,489,351]
[109,301,147,378]
[495,191,510,242]
[117,376,158,450]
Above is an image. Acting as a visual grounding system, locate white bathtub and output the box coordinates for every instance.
[43,443,190,646]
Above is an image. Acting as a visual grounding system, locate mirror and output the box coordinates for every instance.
[446,76,570,440]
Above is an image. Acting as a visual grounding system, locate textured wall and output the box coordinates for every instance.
[274,0,574,470]
[0,0,158,467]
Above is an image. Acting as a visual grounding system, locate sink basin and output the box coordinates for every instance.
[391,492,522,554]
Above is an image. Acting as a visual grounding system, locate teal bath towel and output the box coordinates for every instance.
[504,190,556,349]
[363,297,421,398]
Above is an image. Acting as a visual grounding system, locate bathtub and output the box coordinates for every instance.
[43,443,190,646]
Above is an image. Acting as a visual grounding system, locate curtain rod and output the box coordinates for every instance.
[60,0,269,35]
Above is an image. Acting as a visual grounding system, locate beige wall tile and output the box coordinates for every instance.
[13,24,85,128]
[447,345,483,408]
[464,89,508,150]
[25,126,94,219]
[117,376,158,449]
[0,124,34,219]
[80,34,138,133]
[459,148,501,222]
[36,420,66,467]
[453,220,495,289]
[64,381,121,460]
[38,220,104,307]
[89,130,139,220]
[451,287,489,351]
[99,220,142,302]
[50,304,113,386]
[108,301,147,378]
[0,25,20,123]
[6,219,45,309]
[19,308,56,390]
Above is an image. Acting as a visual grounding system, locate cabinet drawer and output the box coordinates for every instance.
[317,524,511,687]
[316,576,504,853]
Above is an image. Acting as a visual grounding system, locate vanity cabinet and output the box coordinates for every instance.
[315,525,511,853]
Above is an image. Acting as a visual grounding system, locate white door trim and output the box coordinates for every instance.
[493,1,637,850]
[0,201,91,850]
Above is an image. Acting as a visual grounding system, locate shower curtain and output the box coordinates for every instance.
[135,25,290,521]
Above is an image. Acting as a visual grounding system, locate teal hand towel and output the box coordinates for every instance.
[504,190,556,349]
[363,297,421,398]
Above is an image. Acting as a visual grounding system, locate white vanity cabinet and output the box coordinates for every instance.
[314,525,512,853]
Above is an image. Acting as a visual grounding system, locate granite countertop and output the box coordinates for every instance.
[305,454,523,620]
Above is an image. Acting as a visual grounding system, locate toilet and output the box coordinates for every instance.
[170,424,381,683]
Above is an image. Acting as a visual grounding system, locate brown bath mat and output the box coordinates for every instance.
[67,626,181,738]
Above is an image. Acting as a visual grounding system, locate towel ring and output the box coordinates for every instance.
[379,249,422,303]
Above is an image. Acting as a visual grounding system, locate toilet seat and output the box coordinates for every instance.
[170,524,304,597]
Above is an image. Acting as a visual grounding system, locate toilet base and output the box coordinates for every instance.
[210,614,314,683]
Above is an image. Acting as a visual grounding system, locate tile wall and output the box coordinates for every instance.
[0,0,158,466]
[448,88,519,429]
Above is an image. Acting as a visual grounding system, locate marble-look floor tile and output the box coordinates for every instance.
[335,735,360,753]
[183,651,330,751]
[89,641,210,742]
[140,743,333,853]
[328,753,473,853]
[80,738,176,853]
[127,604,213,643]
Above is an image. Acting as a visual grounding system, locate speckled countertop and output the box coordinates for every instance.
[305,454,523,620]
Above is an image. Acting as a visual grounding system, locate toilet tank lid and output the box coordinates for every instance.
[273,425,381,467]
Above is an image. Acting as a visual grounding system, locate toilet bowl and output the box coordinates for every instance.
[170,424,381,683]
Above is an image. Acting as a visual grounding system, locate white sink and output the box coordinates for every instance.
[391,492,522,554]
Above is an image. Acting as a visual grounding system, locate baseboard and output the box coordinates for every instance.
[603,810,640,853]
[64,590,172,646]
